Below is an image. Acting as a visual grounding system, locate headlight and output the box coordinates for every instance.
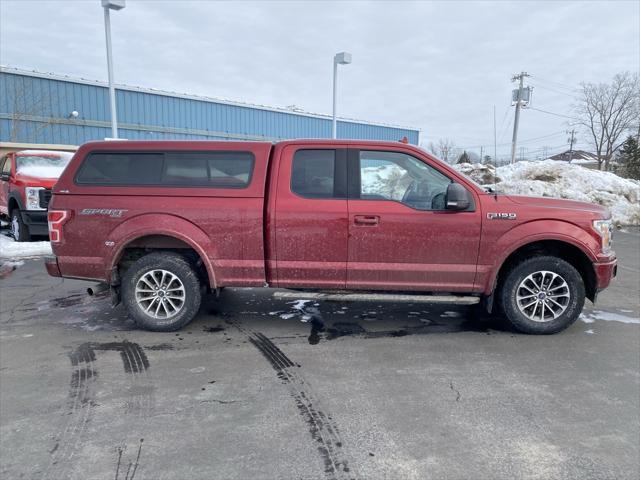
[592,219,613,254]
[25,187,44,210]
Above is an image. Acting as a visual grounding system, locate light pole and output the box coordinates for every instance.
[102,0,125,139]
[332,52,352,139]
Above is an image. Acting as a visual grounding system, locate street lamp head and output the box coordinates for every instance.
[102,0,125,10]
[334,52,352,65]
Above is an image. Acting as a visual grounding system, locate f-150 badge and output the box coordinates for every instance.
[487,212,516,220]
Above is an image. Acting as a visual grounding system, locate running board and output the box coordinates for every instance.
[273,291,480,305]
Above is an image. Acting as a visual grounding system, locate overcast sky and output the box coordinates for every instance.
[1,0,638,158]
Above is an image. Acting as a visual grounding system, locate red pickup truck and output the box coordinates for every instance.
[1,150,74,241]
[45,140,616,334]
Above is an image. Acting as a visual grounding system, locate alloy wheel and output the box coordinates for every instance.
[516,270,570,322]
[135,269,186,319]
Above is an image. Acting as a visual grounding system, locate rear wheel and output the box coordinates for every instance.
[122,252,202,331]
[499,256,585,334]
[10,210,30,242]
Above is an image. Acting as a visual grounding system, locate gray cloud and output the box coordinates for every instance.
[1,0,638,157]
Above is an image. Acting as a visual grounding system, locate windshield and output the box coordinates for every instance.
[15,151,74,178]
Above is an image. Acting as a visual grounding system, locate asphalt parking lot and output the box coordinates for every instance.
[1,230,638,480]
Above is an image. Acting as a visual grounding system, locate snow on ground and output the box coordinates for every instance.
[0,234,52,259]
[288,299,312,311]
[580,310,640,325]
[454,160,640,226]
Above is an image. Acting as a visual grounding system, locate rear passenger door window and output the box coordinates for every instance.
[75,151,254,188]
[291,149,347,198]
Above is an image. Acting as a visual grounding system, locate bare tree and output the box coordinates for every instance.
[426,138,457,163]
[576,72,639,170]
[7,76,57,142]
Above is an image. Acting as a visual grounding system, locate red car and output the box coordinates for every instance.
[45,140,616,334]
[1,149,74,241]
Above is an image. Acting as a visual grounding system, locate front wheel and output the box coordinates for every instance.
[122,252,202,331]
[10,210,31,242]
[499,256,585,334]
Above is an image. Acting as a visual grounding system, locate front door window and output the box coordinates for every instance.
[359,150,451,210]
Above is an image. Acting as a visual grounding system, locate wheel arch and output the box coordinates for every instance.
[106,214,219,290]
[7,193,22,213]
[492,239,597,304]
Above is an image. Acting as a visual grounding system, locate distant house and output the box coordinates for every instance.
[548,150,600,169]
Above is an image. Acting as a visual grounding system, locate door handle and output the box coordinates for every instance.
[354,215,379,226]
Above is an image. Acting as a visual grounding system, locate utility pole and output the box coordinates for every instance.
[493,105,497,163]
[480,146,484,164]
[510,72,530,164]
[567,129,576,162]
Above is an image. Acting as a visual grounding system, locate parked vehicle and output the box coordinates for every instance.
[45,140,617,334]
[1,150,74,241]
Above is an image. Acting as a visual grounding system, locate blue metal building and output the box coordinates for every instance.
[0,67,419,146]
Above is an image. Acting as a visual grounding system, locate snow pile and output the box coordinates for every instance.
[455,163,501,185]
[454,161,640,225]
[361,164,412,200]
[0,234,52,258]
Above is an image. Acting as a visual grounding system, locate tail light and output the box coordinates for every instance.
[48,210,70,244]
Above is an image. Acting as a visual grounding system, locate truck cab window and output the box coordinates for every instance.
[1,157,11,176]
[291,149,337,198]
[359,151,451,210]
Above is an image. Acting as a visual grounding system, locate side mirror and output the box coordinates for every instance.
[0,173,9,182]
[445,182,470,210]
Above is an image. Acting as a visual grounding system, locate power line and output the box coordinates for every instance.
[458,131,565,150]
[498,113,513,144]
[525,144,571,154]
[529,82,579,99]
[518,131,566,143]
[532,76,580,92]
[527,106,578,120]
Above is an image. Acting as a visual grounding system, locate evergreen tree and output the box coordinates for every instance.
[618,136,640,179]
[457,150,471,164]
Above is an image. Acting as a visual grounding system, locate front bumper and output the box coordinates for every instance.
[19,210,49,236]
[594,256,617,291]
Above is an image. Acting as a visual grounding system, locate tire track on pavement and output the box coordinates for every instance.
[42,342,153,479]
[230,322,354,480]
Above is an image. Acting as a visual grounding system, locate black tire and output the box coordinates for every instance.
[10,210,30,242]
[122,252,202,331]
[499,256,585,334]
